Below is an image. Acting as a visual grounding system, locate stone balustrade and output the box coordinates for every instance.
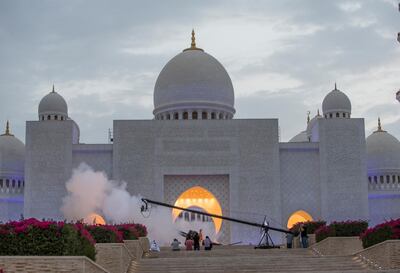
[311,236,363,256]
[354,240,400,270]
[0,256,109,273]
[95,243,133,273]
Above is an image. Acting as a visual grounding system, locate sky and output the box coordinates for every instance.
[0,0,399,143]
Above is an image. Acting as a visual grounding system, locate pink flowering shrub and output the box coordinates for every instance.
[290,221,326,235]
[0,218,96,259]
[315,220,368,242]
[117,223,148,240]
[360,218,400,248]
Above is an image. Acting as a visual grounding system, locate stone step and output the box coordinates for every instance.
[128,247,385,273]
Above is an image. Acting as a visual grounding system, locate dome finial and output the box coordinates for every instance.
[375,117,386,133]
[334,82,337,90]
[1,120,14,136]
[52,84,55,93]
[191,29,196,48]
[317,109,321,116]
[183,29,204,52]
[307,111,310,124]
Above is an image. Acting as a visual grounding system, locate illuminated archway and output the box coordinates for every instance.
[172,186,223,233]
[84,213,106,225]
[287,210,313,229]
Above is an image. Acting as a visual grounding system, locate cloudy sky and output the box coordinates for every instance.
[0,0,399,143]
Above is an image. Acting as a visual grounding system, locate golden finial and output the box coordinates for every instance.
[1,120,14,136]
[307,111,311,124]
[191,29,196,48]
[374,117,386,133]
[183,29,204,52]
[317,109,321,117]
[52,84,55,93]
[334,82,337,90]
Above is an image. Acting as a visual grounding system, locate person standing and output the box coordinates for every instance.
[199,229,203,245]
[204,236,212,251]
[300,224,309,248]
[286,232,294,249]
[193,232,200,250]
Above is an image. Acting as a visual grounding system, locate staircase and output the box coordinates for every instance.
[127,245,392,273]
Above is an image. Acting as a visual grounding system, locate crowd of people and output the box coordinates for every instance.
[171,229,213,251]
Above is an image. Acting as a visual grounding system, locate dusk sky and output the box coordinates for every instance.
[0,0,399,143]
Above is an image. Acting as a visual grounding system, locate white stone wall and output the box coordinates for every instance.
[72,144,113,178]
[369,193,400,226]
[24,121,73,220]
[113,119,281,244]
[318,118,369,222]
[279,142,321,225]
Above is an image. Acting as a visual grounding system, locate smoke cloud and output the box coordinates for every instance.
[61,163,216,245]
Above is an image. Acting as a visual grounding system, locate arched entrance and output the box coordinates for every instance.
[287,210,313,229]
[172,186,223,233]
[84,213,106,225]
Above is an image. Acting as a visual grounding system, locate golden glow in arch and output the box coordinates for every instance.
[287,210,313,229]
[172,186,223,233]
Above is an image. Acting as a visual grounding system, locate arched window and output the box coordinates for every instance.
[387,175,390,183]
[61,116,64,121]
[47,115,51,120]
[368,177,371,183]
[192,111,198,120]
[183,112,188,120]
[219,113,223,119]
[202,112,207,119]
[336,113,340,118]
[41,116,44,121]
[12,180,15,187]
[211,113,216,119]
[342,113,346,118]
[55,115,58,120]
[287,210,313,229]
[329,113,333,118]
[0,179,2,187]
[18,180,21,188]
[380,176,384,183]
[174,113,179,120]
[167,114,171,120]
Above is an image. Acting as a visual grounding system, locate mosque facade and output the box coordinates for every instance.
[1,32,399,244]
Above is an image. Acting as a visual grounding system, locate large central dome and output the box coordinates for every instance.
[153,31,235,120]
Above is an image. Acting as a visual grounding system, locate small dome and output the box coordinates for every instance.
[322,84,351,117]
[38,86,68,119]
[289,131,308,142]
[153,31,235,119]
[306,111,323,142]
[0,122,25,177]
[366,120,400,171]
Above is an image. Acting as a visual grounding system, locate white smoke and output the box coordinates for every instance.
[61,163,216,245]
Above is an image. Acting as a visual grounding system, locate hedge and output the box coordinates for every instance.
[360,218,400,248]
[290,220,326,235]
[0,219,148,259]
[315,220,368,242]
[0,219,96,260]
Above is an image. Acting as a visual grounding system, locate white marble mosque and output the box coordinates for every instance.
[1,31,399,244]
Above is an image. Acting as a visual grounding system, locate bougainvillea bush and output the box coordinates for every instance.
[0,218,96,260]
[290,221,326,235]
[360,218,400,248]
[315,220,368,242]
[0,219,148,258]
[117,223,148,240]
